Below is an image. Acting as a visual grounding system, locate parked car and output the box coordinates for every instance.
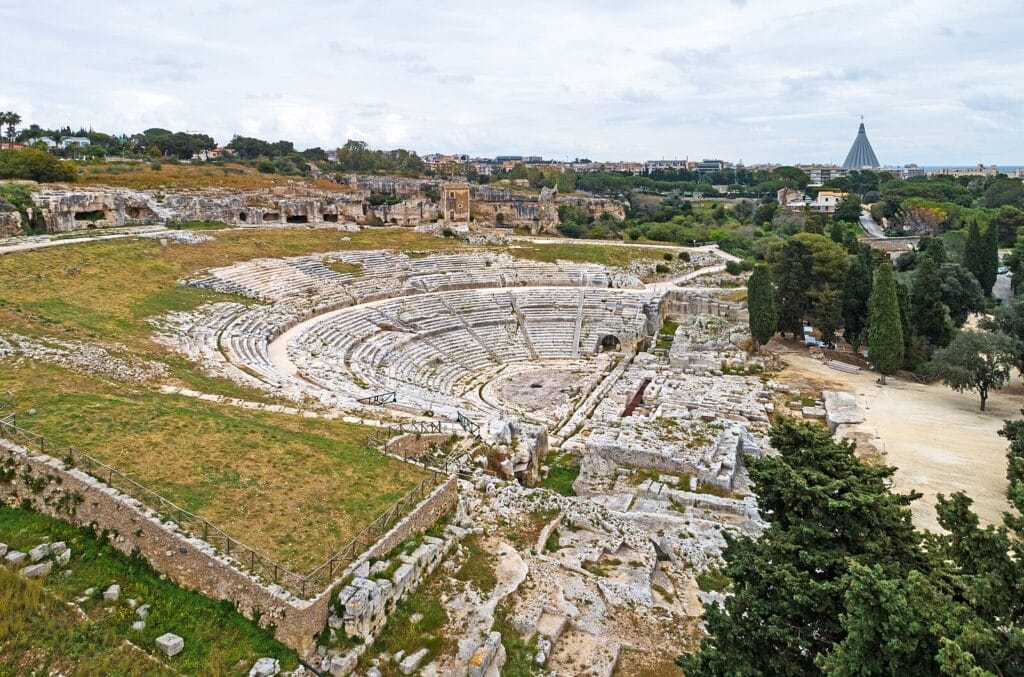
[998,266,1009,275]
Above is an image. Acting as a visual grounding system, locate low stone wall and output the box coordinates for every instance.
[382,432,451,460]
[0,437,457,657]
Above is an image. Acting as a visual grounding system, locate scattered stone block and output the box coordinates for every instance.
[248,657,280,677]
[132,621,146,631]
[328,652,355,675]
[20,561,52,578]
[28,544,50,562]
[155,632,184,657]
[399,648,428,675]
[137,604,151,618]
[50,542,67,555]
[0,543,6,558]
[5,551,27,566]
[103,584,121,601]
[801,406,826,420]
[55,549,71,566]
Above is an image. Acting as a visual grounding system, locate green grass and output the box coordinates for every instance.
[165,220,234,230]
[0,505,297,675]
[367,587,449,676]
[492,599,541,676]
[695,568,732,593]
[507,242,669,269]
[3,360,427,572]
[453,534,497,594]
[541,455,580,497]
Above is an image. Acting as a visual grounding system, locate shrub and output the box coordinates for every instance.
[725,260,743,275]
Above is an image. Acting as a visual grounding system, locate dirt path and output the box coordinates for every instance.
[774,347,1017,531]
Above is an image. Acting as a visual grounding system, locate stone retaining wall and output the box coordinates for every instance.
[382,432,451,460]
[0,437,457,657]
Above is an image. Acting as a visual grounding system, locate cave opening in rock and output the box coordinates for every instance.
[323,213,338,222]
[263,212,280,222]
[286,214,309,224]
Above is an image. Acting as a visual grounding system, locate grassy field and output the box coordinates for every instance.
[0,505,297,675]
[508,241,683,268]
[78,161,347,192]
[4,361,427,572]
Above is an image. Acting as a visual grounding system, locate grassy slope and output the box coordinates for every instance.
[78,161,347,192]
[507,241,678,268]
[0,505,297,675]
[3,360,426,572]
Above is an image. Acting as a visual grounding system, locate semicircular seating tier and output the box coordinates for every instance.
[164,249,736,420]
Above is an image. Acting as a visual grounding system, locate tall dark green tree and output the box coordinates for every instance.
[964,220,984,289]
[772,238,812,337]
[868,262,904,383]
[979,222,999,297]
[842,249,873,349]
[939,262,985,327]
[910,254,951,347]
[829,218,845,244]
[746,264,777,350]
[814,286,843,346]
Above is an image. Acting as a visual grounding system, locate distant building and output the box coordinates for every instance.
[58,137,91,149]
[796,164,845,186]
[929,164,1000,178]
[645,159,689,172]
[25,137,57,149]
[779,188,848,213]
[695,159,725,174]
[880,164,926,180]
[841,122,880,169]
[442,183,470,223]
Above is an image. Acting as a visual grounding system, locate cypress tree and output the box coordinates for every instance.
[980,222,999,297]
[910,254,951,347]
[868,262,904,383]
[814,286,843,346]
[842,250,873,349]
[964,220,984,288]
[830,219,845,244]
[746,263,777,350]
[773,238,812,337]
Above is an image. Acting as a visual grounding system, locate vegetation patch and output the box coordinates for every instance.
[0,505,296,674]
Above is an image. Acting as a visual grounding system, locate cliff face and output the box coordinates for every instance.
[12,179,625,235]
[0,202,21,237]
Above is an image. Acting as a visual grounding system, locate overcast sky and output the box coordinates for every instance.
[3,1,1021,165]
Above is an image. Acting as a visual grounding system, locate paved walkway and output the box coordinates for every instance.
[859,210,886,238]
[0,226,168,256]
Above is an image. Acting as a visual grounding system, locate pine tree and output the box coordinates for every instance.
[746,264,777,350]
[964,220,984,289]
[910,254,951,347]
[842,250,873,349]
[868,262,904,383]
[979,222,999,297]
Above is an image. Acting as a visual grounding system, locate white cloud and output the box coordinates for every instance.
[0,0,1021,164]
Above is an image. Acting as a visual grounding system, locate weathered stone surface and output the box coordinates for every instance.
[103,584,121,601]
[155,632,184,657]
[399,647,429,675]
[468,632,504,677]
[55,548,71,566]
[822,390,864,432]
[50,541,67,555]
[20,561,52,578]
[28,543,50,562]
[132,621,146,631]
[248,657,280,676]
[4,550,26,565]
[0,543,6,558]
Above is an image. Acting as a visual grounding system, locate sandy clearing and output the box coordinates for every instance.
[774,347,1018,531]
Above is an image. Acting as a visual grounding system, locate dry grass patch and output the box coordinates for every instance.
[3,361,428,572]
[78,161,348,192]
